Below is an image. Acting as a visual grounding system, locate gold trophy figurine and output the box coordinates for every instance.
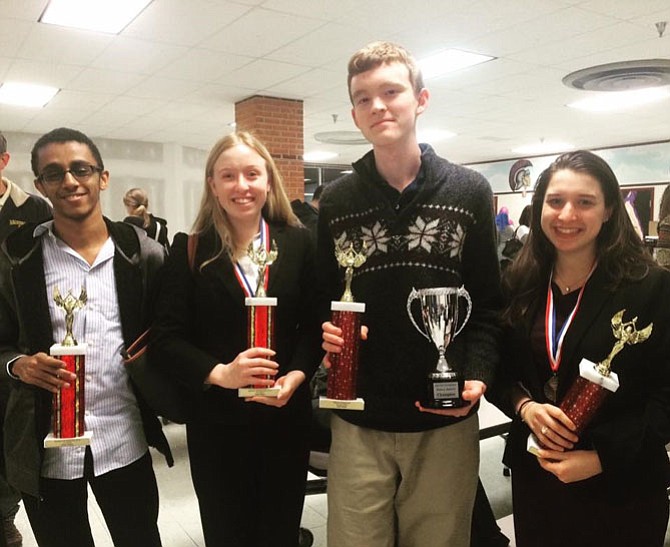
[594,310,653,376]
[54,287,87,346]
[335,242,367,302]
[247,240,279,298]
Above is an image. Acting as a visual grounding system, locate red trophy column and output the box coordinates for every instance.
[528,309,652,455]
[320,242,367,411]
[44,287,92,448]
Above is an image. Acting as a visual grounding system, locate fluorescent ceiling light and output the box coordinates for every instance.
[568,87,670,112]
[39,0,153,34]
[0,82,59,107]
[418,128,457,142]
[512,141,575,155]
[419,49,495,79]
[304,151,339,162]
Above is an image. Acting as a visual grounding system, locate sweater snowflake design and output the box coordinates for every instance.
[317,146,502,432]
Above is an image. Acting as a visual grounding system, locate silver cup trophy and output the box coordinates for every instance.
[407,287,472,409]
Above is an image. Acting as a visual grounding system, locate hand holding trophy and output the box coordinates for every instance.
[319,241,367,410]
[528,309,653,454]
[238,239,281,398]
[45,286,92,448]
[407,286,472,409]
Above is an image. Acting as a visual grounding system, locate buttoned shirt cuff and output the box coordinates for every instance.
[6,355,24,380]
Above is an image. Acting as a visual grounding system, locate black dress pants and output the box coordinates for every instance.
[187,418,310,547]
[22,450,161,547]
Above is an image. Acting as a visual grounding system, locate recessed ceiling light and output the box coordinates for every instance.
[568,87,670,112]
[0,82,59,107]
[303,151,339,162]
[418,49,495,79]
[512,141,575,155]
[39,0,153,34]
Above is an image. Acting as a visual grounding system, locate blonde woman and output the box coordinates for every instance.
[123,187,169,248]
[149,131,321,547]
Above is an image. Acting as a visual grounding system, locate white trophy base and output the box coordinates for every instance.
[245,297,277,307]
[44,431,92,448]
[319,396,365,411]
[527,434,542,456]
[238,387,280,398]
[579,358,620,392]
[331,301,366,313]
[50,343,88,356]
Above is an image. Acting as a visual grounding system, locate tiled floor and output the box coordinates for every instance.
[12,423,670,546]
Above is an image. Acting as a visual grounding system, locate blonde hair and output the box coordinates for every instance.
[123,187,151,228]
[347,41,424,103]
[192,131,299,266]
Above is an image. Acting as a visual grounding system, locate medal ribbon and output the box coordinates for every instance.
[544,264,596,373]
[233,218,270,297]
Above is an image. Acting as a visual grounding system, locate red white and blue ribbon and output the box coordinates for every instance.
[544,265,595,373]
[233,218,270,297]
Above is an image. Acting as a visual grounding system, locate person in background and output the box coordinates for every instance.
[655,185,670,268]
[0,127,172,547]
[318,41,501,547]
[149,131,321,547]
[123,187,169,249]
[515,204,531,243]
[290,183,323,237]
[491,150,670,547]
[0,132,52,547]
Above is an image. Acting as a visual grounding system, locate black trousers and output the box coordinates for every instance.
[187,418,310,547]
[22,450,161,547]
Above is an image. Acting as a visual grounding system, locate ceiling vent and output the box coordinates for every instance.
[563,59,670,91]
[314,131,368,145]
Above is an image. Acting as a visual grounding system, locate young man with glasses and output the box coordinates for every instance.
[0,127,173,547]
[0,133,52,547]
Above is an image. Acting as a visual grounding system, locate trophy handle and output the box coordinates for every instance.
[453,287,472,337]
[406,288,431,341]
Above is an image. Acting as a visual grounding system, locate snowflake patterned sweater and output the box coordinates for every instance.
[317,145,502,432]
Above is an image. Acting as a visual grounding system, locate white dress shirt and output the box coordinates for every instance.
[37,222,147,480]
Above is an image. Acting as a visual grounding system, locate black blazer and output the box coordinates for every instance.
[150,222,322,426]
[491,265,670,496]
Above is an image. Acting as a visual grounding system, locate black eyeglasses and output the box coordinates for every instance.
[38,162,103,185]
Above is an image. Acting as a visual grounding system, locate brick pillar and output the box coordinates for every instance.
[235,95,304,201]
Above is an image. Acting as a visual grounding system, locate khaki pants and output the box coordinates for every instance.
[327,414,479,547]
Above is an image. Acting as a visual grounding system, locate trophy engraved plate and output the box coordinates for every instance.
[407,286,472,409]
[320,242,367,411]
[528,309,652,454]
[45,287,93,448]
[239,240,281,398]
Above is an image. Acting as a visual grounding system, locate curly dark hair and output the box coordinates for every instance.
[31,127,104,177]
[502,150,656,324]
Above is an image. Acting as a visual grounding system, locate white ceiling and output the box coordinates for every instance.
[1,0,669,166]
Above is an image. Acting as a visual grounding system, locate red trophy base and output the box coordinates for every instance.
[528,358,619,455]
[319,301,365,411]
[45,343,92,448]
[239,297,280,398]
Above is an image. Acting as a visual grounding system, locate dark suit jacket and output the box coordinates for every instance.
[0,180,51,244]
[149,222,322,427]
[491,265,670,496]
[0,219,172,498]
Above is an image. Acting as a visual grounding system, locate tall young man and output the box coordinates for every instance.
[0,128,172,547]
[318,42,502,547]
[0,133,52,547]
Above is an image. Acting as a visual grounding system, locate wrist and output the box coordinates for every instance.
[517,399,535,422]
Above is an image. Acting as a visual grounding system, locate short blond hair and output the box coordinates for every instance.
[193,131,299,264]
[347,41,424,103]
